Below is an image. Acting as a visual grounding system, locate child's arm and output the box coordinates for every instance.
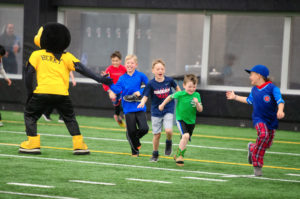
[226,91,247,104]
[277,103,285,119]
[70,71,76,87]
[137,96,148,108]
[193,98,203,112]
[175,85,181,91]
[159,95,173,111]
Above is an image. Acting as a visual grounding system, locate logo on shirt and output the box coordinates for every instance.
[263,95,271,103]
[154,88,170,99]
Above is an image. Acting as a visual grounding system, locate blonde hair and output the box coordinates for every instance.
[152,59,165,69]
[125,54,138,64]
[183,74,198,85]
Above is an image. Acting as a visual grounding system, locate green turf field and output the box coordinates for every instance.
[0,110,299,199]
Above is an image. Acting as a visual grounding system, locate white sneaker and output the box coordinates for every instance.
[254,167,262,176]
[42,114,52,122]
[0,121,3,127]
[58,119,64,123]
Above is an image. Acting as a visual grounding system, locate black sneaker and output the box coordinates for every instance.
[123,95,142,102]
[149,155,158,162]
[248,142,253,164]
[165,140,172,156]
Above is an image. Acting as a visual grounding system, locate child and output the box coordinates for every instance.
[226,64,285,176]
[102,51,127,127]
[109,54,149,156]
[0,45,12,127]
[159,74,203,166]
[138,59,180,162]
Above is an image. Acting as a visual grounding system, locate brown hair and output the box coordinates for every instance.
[110,51,122,60]
[152,59,165,69]
[183,74,198,85]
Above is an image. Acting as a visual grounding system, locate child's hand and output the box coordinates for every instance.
[277,110,285,119]
[137,102,145,108]
[101,71,107,76]
[6,78,12,86]
[193,97,199,103]
[108,90,116,100]
[133,91,141,96]
[158,104,164,111]
[226,91,236,100]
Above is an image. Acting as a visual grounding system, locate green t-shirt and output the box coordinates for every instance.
[171,91,201,124]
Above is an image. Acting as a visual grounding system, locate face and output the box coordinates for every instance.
[249,72,261,86]
[183,81,197,95]
[111,57,122,68]
[152,63,165,79]
[125,58,137,74]
[6,24,14,35]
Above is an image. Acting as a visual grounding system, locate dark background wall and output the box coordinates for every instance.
[0,0,299,131]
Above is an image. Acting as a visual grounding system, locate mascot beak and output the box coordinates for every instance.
[34,27,43,48]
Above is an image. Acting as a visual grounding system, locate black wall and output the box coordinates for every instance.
[0,0,299,131]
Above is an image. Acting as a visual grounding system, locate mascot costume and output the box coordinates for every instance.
[19,22,112,155]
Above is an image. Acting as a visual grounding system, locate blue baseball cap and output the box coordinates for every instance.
[245,65,269,78]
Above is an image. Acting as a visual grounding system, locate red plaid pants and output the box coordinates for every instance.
[249,123,275,168]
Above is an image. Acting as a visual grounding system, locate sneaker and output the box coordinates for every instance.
[0,121,3,127]
[42,114,52,122]
[149,155,159,162]
[123,94,142,102]
[165,140,172,156]
[132,151,139,157]
[254,167,262,176]
[247,142,253,164]
[114,115,126,128]
[174,155,184,166]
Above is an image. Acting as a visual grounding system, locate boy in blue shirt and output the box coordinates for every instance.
[109,54,149,156]
[138,59,180,162]
[226,64,285,176]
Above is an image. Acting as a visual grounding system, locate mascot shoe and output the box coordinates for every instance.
[72,135,90,155]
[19,134,41,154]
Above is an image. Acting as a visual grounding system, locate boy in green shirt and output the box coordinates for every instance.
[159,74,203,166]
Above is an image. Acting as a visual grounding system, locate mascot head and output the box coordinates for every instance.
[34,22,71,54]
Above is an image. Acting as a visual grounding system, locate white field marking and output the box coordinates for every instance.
[222,175,300,183]
[2,130,299,157]
[7,182,54,188]
[126,178,172,184]
[0,190,78,199]
[286,173,300,177]
[181,177,227,182]
[69,180,116,186]
[0,153,232,177]
[1,154,299,184]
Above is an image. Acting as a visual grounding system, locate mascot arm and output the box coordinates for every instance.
[24,62,37,103]
[74,62,113,85]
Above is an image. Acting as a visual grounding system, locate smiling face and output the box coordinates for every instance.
[152,63,165,81]
[249,72,263,86]
[183,81,197,95]
[111,57,122,68]
[125,57,137,75]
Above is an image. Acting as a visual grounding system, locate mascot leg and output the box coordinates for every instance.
[19,134,41,154]
[72,135,90,155]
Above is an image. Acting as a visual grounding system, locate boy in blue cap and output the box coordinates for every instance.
[226,64,285,176]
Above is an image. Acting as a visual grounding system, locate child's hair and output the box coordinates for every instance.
[110,51,122,60]
[125,54,138,64]
[152,59,165,69]
[183,74,198,85]
[0,45,6,56]
[262,76,272,82]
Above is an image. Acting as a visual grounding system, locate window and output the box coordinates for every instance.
[0,5,23,75]
[289,17,300,90]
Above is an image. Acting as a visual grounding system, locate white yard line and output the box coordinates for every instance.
[126,178,172,184]
[2,130,299,157]
[181,177,227,182]
[1,153,299,184]
[222,175,300,183]
[69,180,115,186]
[7,182,54,188]
[0,190,78,199]
[286,173,300,177]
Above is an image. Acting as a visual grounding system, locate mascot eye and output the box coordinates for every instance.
[34,27,44,48]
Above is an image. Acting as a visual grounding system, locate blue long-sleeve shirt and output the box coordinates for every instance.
[110,70,148,114]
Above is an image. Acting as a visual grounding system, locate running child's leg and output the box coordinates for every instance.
[163,113,173,155]
[125,112,140,156]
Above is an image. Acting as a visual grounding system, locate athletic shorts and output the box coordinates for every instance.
[151,113,173,134]
[176,120,195,139]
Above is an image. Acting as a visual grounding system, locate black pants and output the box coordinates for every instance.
[125,111,149,154]
[24,94,81,136]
